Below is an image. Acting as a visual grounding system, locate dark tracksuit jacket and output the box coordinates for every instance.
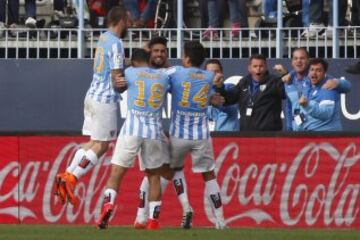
[215,73,285,131]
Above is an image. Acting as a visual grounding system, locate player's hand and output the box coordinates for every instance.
[213,73,224,88]
[281,73,292,84]
[299,96,308,107]
[210,93,225,106]
[273,64,288,75]
[322,78,339,90]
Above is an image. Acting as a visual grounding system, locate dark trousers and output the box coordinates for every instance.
[199,0,248,28]
[309,0,347,26]
[0,0,19,25]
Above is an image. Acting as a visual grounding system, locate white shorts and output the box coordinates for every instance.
[82,95,118,141]
[111,135,167,170]
[169,137,215,173]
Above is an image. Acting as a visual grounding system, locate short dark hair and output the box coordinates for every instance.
[106,6,127,27]
[184,41,206,67]
[309,58,328,71]
[131,48,150,64]
[148,36,168,49]
[291,47,309,58]
[204,59,223,72]
[249,54,267,64]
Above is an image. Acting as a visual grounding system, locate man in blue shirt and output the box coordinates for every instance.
[274,48,351,130]
[290,58,343,131]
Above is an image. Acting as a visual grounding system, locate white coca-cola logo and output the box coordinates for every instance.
[205,142,360,226]
[0,141,114,223]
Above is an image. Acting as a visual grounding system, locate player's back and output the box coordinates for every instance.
[169,66,214,140]
[87,31,124,104]
[120,67,169,139]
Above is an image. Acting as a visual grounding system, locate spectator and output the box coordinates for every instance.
[205,59,240,131]
[123,0,158,28]
[88,0,118,28]
[0,0,37,35]
[0,0,19,35]
[24,0,37,28]
[263,0,309,27]
[302,0,348,38]
[53,0,65,17]
[202,0,247,39]
[289,58,343,131]
[273,48,351,131]
[214,54,285,131]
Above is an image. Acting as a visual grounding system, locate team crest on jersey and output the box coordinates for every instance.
[114,53,122,66]
[260,84,266,92]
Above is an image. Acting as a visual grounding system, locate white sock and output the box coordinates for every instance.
[160,177,169,194]
[72,149,98,180]
[66,148,86,174]
[103,188,117,205]
[149,201,162,220]
[205,179,224,220]
[173,170,191,212]
[136,177,149,222]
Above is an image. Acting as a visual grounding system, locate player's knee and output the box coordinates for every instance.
[92,140,109,155]
[159,164,174,180]
[202,171,216,181]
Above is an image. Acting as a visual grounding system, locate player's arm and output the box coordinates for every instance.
[322,75,352,93]
[111,69,127,93]
[110,41,127,93]
[214,82,241,106]
[300,91,336,120]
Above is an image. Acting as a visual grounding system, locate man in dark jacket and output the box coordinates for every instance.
[214,54,285,131]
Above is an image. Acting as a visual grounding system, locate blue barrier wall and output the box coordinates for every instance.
[0,59,359,132]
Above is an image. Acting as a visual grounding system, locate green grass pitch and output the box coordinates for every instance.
[1,224,360,240]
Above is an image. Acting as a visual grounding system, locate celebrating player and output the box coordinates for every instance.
[133,37,194,229]
[167,41,226,229]
[96,48,169,230]
[54,6,129,206]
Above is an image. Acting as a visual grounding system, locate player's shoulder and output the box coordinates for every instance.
[164,66,182,75]
[196,68,214,80]
[125,66,134,74]
[102,32,122,47]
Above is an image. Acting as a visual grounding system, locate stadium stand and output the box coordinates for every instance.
[0,0,360,59]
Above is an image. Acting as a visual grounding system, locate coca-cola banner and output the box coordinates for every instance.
[0,136,359,228]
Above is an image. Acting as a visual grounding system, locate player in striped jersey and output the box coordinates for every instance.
[168,41,226,229]
[133,37,194,230]
[97,49,169,230]
[54,6,129,206]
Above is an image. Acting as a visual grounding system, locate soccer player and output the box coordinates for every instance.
[96,48,169,230]
[133,37,194,229]
[54,6,129,206]
[167,41,226,229]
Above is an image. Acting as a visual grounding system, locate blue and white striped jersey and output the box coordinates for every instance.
[120,67,169,139]
[168,66,214,140]
[86,31,124,104]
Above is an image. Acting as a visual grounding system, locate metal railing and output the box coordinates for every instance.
[1,26,360,59]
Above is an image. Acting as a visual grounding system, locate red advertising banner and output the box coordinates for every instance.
[0,136,359,228]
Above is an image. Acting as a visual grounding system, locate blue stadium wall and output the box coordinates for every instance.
[0,59,359,132]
